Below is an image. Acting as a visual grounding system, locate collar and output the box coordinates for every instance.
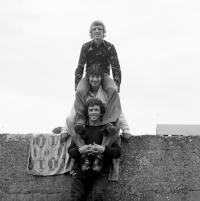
[90,40,106,47]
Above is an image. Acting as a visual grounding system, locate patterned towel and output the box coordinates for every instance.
[27,133,72,176]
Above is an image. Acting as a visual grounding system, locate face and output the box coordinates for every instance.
[88,105,101,122]
[91,25,104,40]
[88,74,101,89]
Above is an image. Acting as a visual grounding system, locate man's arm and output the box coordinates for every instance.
[109,44,121,92]
[68,141,81,158]
[75,44,87,90]
[68,141,93,159]
[119,111,131,134]
[93,141,121,159]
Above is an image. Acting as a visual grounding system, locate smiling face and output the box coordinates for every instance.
[88,105,101,123]
[91,25,104,41]
[88,74,102,90]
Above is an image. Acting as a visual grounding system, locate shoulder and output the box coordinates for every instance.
[104,40,115,46]
[103,40,115,50]
[82,41,92,48]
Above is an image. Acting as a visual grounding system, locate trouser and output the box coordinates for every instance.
[74,75,121,126]
[70,174,108,201]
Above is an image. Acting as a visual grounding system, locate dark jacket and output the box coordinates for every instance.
[75,40,121,90]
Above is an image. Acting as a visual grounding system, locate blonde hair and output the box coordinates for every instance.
[89,20,106,39]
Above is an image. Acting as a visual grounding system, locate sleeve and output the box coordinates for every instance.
[109,44,122,91]
[75,44,87,90]
[68,140,81,159]
[104,140,121,159]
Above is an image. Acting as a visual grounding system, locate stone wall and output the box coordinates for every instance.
[1,134,200,201]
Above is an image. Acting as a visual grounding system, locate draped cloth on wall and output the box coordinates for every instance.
[27,133,73,176]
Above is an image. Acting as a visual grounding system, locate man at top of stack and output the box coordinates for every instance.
[75,20,121,93]
[74,20,122,135]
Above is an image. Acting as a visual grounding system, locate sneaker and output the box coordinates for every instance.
[81,155,90,171]
[92,154,103,172]
[103,123,116,136]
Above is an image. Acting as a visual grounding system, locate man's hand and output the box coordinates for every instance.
[79,144,93,154]
[60,132,68,144]
[121,132,132,143]
[90,143,105,154]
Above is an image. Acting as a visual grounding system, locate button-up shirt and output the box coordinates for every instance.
[75,40,121,90]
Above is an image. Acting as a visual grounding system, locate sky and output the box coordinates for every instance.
[0,0,200,135]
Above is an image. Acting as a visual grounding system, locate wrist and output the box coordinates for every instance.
[101,145,105,153]
[78,147,83,154]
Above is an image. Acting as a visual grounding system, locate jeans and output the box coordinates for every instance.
[70,173,108,201]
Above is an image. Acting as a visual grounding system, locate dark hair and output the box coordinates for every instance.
[87,63,104,78]
[89,20,106,39]
[85,98,106,121]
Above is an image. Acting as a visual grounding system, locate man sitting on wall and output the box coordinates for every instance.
[68,98,121,201]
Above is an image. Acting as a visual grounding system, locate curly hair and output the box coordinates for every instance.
[85,98,106,122]
[89,20,106,39]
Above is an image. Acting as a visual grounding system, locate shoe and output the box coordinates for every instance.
[74,124,86,135]
[103,123,116,136]
[92,154,103,172]
[81,155,90,171]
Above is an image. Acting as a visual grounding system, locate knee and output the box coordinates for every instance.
[105,87,118,95]
[76,78,89,95]
[66,116,73,128]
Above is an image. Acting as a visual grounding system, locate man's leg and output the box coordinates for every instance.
[87,176,108,201]
[75,76,90,125]
[74,77,90,134]
[101,75,121,125]
[101,120,121,146]
[76,76,90,95]
[66,113,85,148]
[70,176,87,201]
[102,75,118,92]
[119,111,132,142]
[108,137,121,181]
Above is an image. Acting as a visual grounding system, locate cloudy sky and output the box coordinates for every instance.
[0,0,200,134]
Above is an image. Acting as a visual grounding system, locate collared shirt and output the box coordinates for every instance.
[75,40,121,89]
